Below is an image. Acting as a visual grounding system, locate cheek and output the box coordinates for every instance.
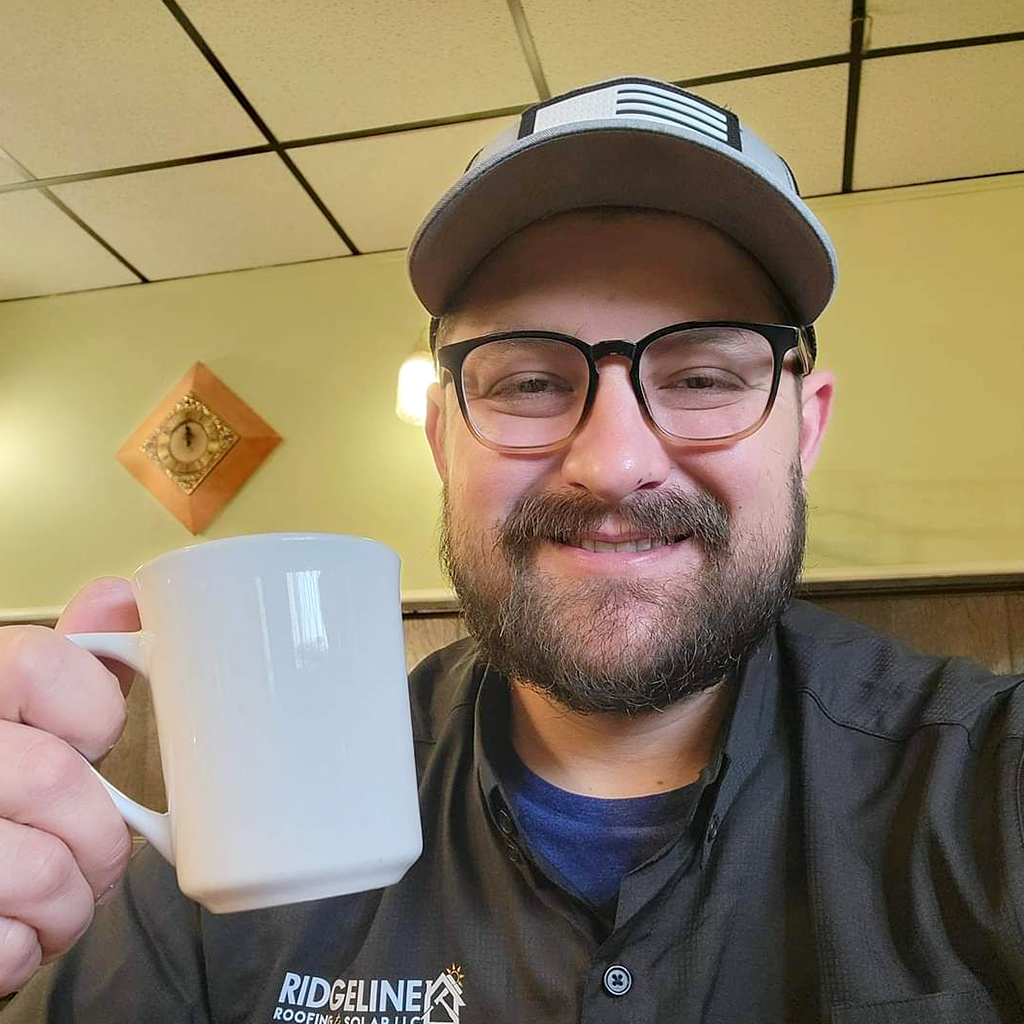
[744,404,799,484]
[446,430,549,531]
[676,431,794,523]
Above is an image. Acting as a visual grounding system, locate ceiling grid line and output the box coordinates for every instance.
[159,0,360,255]
[281,104,531,151]
[864,29,1024,61]
[39,189,149,282]
[506,0,551,100]
[807,166,1024,199]
[0,146,149,284]
[273,148,360,253]
[675,53,851,89]
[0,251,392,306]
[0,144,276,195]
[841,0,867,193]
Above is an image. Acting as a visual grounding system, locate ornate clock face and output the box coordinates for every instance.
[141,394,238,494]
[167,419,210,464]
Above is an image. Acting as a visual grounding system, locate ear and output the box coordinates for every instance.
[424,381,448,480]
[796,369,835,476]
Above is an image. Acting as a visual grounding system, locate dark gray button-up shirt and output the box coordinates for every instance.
[6,599,1024,1023]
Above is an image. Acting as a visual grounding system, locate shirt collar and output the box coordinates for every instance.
[471,616,782,861]
[699,621,782,864]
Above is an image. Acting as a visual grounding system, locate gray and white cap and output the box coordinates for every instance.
[407,75,838,330]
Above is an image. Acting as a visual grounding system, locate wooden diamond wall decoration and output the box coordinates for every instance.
[118,362,281,534]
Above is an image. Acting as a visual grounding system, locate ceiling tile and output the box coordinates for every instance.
[522,0,850,92]
[51,154,350,281]
[290,117,518,253]
[691,66,848,198]
[176,0,537,140]
[866,0,1024,49]
[0,0,264,178]
[855,42,1024,190]
[0,190,138,301]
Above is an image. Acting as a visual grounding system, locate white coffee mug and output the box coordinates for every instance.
[66,532,422,913]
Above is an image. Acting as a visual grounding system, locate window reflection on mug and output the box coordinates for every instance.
[286,570,329,670]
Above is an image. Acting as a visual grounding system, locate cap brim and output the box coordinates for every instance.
[408,120,836,325]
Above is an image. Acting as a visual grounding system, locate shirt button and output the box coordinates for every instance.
[505,840,523,864]
[603,964,632,997]
[496,809,515,836]
[706,814,720,843]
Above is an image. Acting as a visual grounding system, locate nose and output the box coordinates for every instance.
[559,359,673,503]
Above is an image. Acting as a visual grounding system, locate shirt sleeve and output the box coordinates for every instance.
[0,844,209,1022]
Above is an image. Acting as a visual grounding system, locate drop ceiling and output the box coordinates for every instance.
[1,0,1021,302]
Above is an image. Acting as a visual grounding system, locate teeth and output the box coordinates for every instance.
[575,537,673,554]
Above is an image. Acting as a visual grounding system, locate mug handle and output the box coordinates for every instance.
[64,632,175,865]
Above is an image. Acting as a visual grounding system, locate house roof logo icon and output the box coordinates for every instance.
[424,965,465,1023]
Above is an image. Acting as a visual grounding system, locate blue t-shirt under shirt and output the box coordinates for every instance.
[503,751,699,909]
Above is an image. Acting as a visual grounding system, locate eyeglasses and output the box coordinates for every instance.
[435,321,815,453]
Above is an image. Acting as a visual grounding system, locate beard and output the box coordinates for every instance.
[439,457,807,715]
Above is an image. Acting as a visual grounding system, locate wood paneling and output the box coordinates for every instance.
[402,612,470,671]
[816,592,1020,675]
[1008,592,1024,674]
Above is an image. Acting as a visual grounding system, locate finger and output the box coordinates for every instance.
[55,577,140,697]
[0,721,132,900]
[0,817,94,963]
[0,915,42,997]
[0,625,127,761]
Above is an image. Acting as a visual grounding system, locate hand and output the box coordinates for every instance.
[0,578,138,996]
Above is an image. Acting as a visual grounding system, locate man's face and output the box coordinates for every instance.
[426,210,834,714]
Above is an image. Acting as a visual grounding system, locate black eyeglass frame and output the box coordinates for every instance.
[434,320,816,454]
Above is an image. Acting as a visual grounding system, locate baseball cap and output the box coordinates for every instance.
[407,76,838,340]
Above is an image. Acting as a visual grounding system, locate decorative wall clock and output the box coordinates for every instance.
[117,362,281,534]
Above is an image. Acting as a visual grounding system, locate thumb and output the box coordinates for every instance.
[56,576,141,697]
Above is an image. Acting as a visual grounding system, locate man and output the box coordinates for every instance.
[2,76,1023,1022]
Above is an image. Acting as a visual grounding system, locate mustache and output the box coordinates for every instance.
[499,487,730,556]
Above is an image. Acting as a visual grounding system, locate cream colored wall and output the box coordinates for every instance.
[1,175,1022,616]
[0,251,444,614]
[807,174,1024,578]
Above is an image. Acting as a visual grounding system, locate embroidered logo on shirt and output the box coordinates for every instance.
[273,964,466,1023]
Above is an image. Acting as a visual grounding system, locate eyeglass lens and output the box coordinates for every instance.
[460,327,776,448]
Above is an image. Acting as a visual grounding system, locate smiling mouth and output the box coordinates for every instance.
[557,534,692,554]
